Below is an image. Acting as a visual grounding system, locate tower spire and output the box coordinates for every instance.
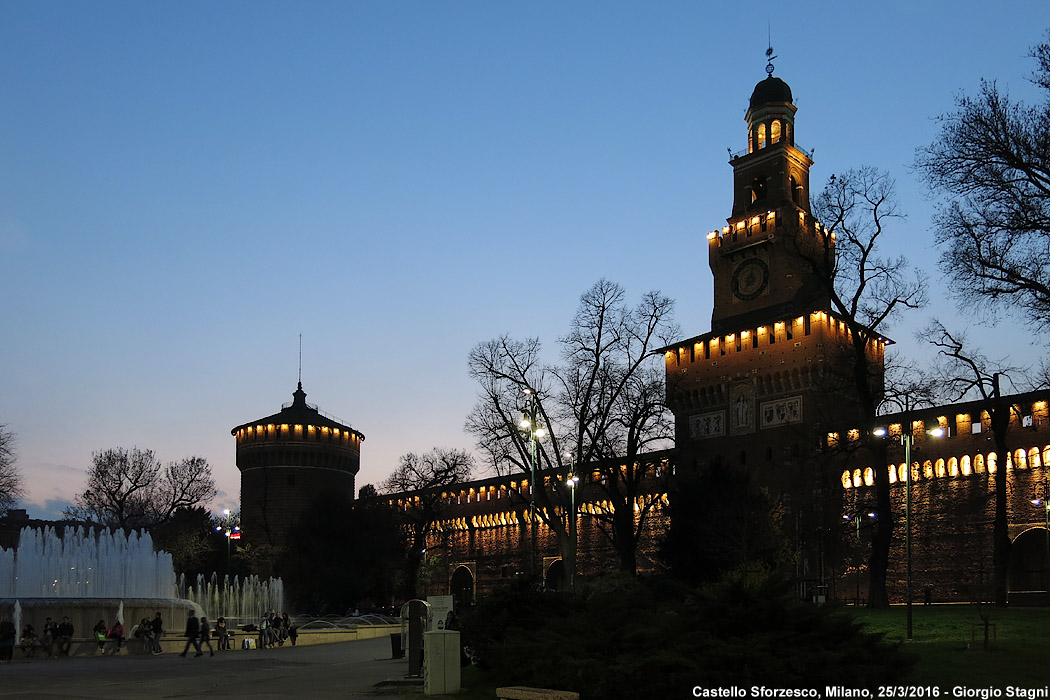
[298,334,302,389]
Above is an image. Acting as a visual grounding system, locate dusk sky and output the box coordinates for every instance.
[3,2,1047,520]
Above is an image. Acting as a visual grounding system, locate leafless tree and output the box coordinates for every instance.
[0,425,25,515]
[382,447,475,597]
[466,279,678,584]
[809,167,928,608]
[65,447,216,529]
[915,31,1050,331]
[926,321,1026,607]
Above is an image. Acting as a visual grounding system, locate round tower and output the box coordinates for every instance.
[231,383,364,551]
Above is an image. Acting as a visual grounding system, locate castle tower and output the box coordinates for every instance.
[663,65,886,490]
[231,383,364,551]
[710,69,830,335]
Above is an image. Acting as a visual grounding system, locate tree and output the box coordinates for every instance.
[150,506,217,576]
[0,425,25,515]
[808,168,928,607]
[466,279,678,584]
[915,32,1050,330]
[66,447,216,529]
[926,321,1024,606]
[381,447,475,598]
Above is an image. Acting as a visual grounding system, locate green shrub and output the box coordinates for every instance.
[460,570,913,700]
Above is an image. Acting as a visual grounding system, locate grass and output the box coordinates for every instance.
[851,605,1050,687]
[455,607,1050,696]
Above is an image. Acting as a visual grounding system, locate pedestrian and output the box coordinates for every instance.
[150,612,164,655]
[199,617,214,657]
[0,616,15,664]
[179,610,202,658]
[56,616,74,657]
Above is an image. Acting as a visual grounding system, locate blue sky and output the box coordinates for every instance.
[2,2,1047,519]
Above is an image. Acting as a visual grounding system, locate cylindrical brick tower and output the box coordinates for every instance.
[231,382,364,551]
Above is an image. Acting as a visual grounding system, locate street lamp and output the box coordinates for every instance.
[565,452,580,593]
[214,509,240,574]
[520,388,545,575]
[842,510,877,605]
[1031,478,1050,592]
[873,423,943,639]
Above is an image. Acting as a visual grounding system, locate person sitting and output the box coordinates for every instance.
[216,617,230,651]
[56,617,74,657]
[107,620,125,652]
[20,624,37,658]
[92,619,108,653]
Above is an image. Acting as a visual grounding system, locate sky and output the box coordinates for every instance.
[2,2,1048,520]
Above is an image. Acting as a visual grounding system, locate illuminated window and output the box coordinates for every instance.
[898,464,908,483]
[841,471,852,489]
[771,119,782,144]
[935,459,946,478]
[974,454,985,473]
[852,469,861,488]
[757,123,767,149]
[987,453,996,473]
[863,468,874,487]
[923,460,933,479]
[961,455,972,476]
[948,457,958,477]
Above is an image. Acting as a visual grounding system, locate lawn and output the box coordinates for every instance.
[851,605,1050,688]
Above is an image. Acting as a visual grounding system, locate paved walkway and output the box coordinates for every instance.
[0,636,425,699]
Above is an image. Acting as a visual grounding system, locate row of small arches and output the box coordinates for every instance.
[431,496,667,531]
[842,446,1050,489]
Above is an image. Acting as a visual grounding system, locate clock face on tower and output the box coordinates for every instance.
[731,258,769,301]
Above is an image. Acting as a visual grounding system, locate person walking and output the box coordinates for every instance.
[199,617,214,657]
[179,611,202,658]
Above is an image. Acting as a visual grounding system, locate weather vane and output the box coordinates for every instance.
[765,44,776,77]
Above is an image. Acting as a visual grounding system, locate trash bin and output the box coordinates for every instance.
[390,632,404,659]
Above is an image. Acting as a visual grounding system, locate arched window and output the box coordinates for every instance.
[935,459,946,478]
[961,455,972,476]
[975,454,986,473]
[750,175,767,203]
[790,176,801,205]
[948,457,959,477]
[863,467,874,486]
[757,123,767,149]
[888,464,897,484]
[852,469,862,488]
[1016,448,1028,469]
[923,460,934,479]
[987,452,997,473]
[771,119,782,144]
[898,464,908,483]
[842,471,853,488]
[1030,447,1041,469]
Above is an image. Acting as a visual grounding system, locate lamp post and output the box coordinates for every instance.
[842,509,877,605]
[214,509,240,574]
[873,423,943,640]
[565,452,579,593]
[1031,478,1050,592]
[519,388,545,576]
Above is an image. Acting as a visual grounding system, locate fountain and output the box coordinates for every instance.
[178,572,285,626]
[0,525,200,649]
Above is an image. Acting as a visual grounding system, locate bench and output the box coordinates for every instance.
[497,687,580,700]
